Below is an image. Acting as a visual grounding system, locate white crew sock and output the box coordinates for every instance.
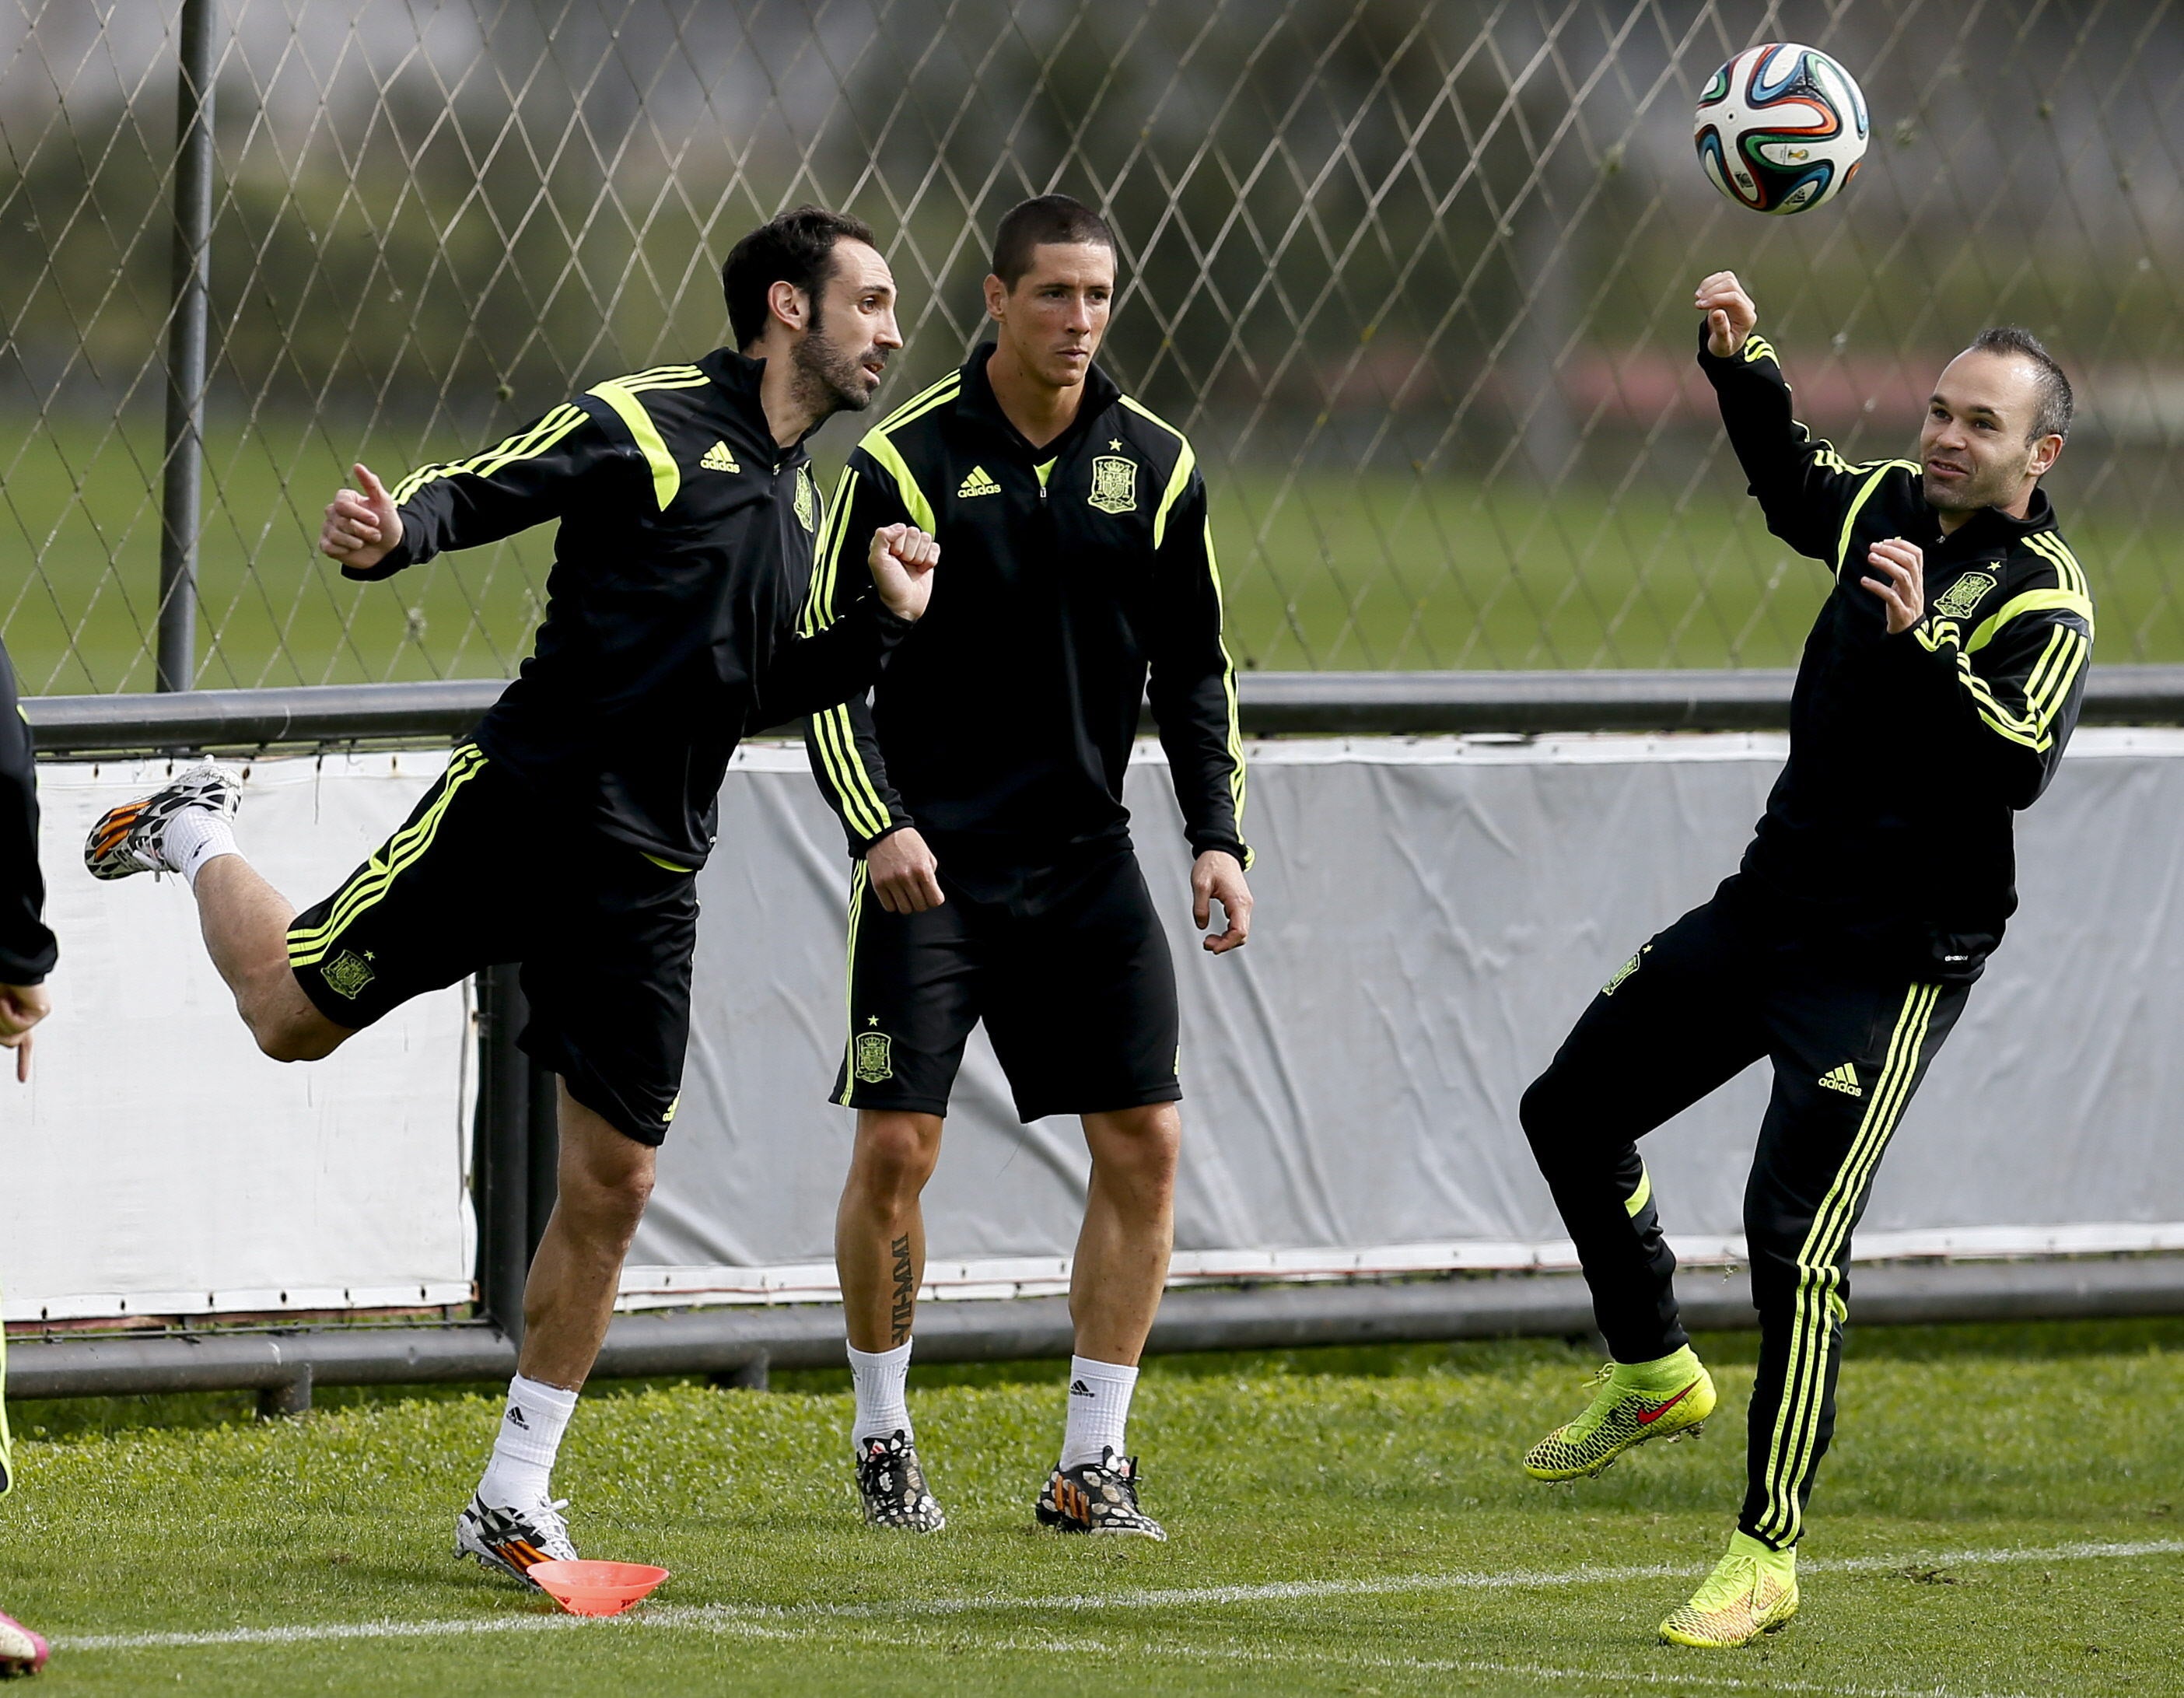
[161,806,238,888]
[1060,1355,1139,1471]
[476,1374,579,1507]
[848,1339,913,1446]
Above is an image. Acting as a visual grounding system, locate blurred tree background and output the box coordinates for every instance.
[1,0,2177,691]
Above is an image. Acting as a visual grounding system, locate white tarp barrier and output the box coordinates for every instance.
[5,754,474,1322]
[7,732,2179,1322]
[630,727,2184,1305]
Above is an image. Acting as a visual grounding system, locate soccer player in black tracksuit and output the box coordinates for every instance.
[0,638,54,1678]
[1518,271,2091,1648]
[82,208,940,1586]
[804,197,1252,1541]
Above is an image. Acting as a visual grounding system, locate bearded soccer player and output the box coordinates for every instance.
[82,207,938,1588]
[0,634,54,1678]
[1517,271,2091,1647]
[804,195,1251,1540]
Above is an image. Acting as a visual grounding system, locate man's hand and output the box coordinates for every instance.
[868,524,939,622]
[866,827,944,915]
[1695,270,1758,359]
[1863,537,1925,634]
[320,464,402,571]
[0,981,51,1084]
[1192,851,1252,954]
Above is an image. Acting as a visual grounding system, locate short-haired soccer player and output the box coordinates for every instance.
[82,207,938,1588]
[0,632,54,1678]
[1517,273,2092,1647]
[804,194,1252,1539]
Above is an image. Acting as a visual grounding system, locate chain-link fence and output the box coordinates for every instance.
[2,0,2179,694]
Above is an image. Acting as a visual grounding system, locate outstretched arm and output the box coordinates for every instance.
[320,401,618,582]
[1695,270,1892,569]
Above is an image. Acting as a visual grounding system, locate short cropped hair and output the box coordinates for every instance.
[721,206,876,350]
[1969,326,2074,444]
[989,194,1115,289]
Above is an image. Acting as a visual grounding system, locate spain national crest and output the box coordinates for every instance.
[324,949,376,1000]
[1088,454,1138,515]
[1930,571,1997,620]
[853,1030,894,1084]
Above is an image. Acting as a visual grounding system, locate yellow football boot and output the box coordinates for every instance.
[1661,1530,1799,1647]
[1522,1347,1716,1481]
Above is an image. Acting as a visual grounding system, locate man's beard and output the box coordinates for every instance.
[791,310,882,418]
[1923,464,2016,513]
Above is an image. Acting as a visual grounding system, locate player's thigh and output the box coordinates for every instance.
[1748,968,1971,1250]
[833,863,985,1118]
[285,745,522,1031]
[984,851,1180,1125]
[517,843,700,1149]
[1524,894,1769,1143]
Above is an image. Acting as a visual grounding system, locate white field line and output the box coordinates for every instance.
[58,1536,2184,1656]
[788,1624,2043,1698]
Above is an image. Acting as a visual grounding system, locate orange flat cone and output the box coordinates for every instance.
[527,1560,669,1617]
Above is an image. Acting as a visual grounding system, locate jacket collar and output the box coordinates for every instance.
[955,341,1121,460]
[1926,484,2057,558]
[700,347,814,463]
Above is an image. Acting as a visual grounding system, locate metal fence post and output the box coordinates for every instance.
[472,965,531,1343]
[157,0,217,694]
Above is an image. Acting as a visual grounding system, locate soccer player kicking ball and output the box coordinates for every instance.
[1517,271,2091,1647]
[82,208,938,1588]
[0,634,55,1678]
[804,195,1251,1540]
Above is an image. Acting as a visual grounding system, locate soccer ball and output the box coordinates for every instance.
[1694,43,1868,215]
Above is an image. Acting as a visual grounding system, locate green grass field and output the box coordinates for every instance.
[2,417,2179,692]
[2,1321,2180,1695]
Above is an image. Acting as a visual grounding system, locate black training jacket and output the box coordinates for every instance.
[352,349,909,868]
[1702,326,2093,976]
[0,638,55,986]
[802,346,1248,875]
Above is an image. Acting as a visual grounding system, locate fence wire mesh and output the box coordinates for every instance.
[1,0,2179,693]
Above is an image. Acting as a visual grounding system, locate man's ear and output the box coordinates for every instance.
[982,273,1007,324]
[2028,432,2063,479]
[767,279,810,335]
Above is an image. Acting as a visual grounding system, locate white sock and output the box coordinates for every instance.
[162,806,237,887]
[477,1374,578,1507]
[848,1339,913,1446]
[1060,1355,1138,1470]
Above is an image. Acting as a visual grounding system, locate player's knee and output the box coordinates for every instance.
[1090,1105,1181,1188]
[564,1158,653,1235]
[1519,1071,1570,1155]
[853,1114,942,1199]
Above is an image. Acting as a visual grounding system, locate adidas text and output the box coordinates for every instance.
[957,464,1002,498]
[1818,1063,1863,1099]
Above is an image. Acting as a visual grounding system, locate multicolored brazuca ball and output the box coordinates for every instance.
[1695,43,1869,215]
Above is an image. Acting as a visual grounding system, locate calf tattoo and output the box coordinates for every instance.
[889,1234,915,1346]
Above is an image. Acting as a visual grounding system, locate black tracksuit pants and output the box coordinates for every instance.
[1521,884,1969,1549]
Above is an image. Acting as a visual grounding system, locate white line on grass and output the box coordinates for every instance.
[59,1536,2184,1655]
[794,1624,2041,1698]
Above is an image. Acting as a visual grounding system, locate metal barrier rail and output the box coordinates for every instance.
[25,664,2184,756]
[11,1257,2182,1414]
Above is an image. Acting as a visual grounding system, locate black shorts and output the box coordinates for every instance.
[831,845,1182,1123]
[288,746,698,1145]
